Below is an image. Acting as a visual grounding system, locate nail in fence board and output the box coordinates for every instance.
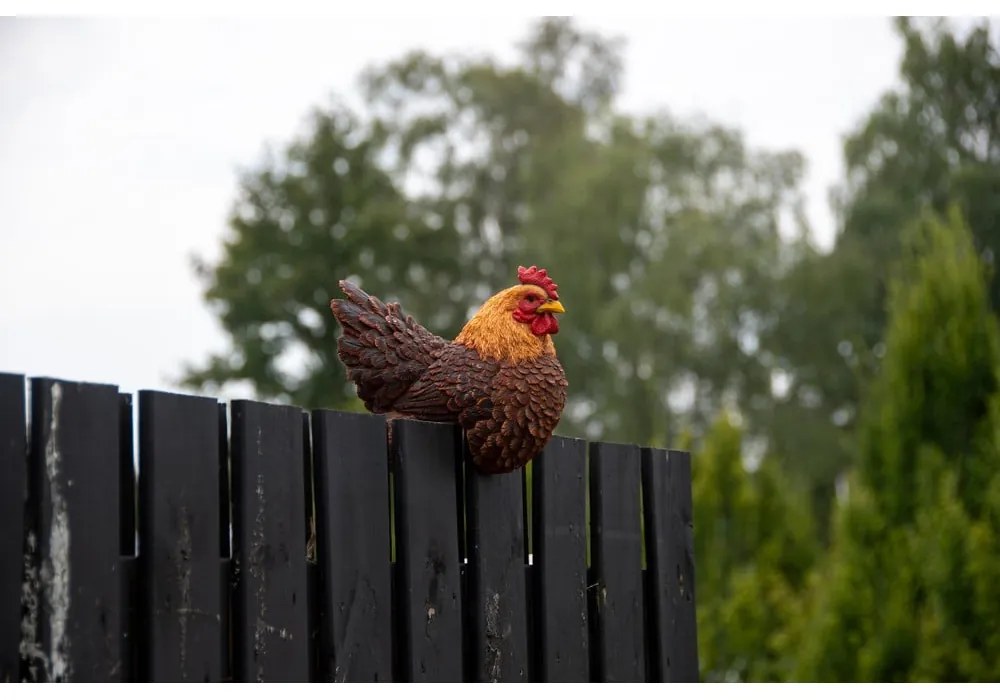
[465,466,529,682]
[311,410,392,681]
[27,378,121,681]
[230,400,310,682]
[390,419,463,682]
[588,442,645,682]
[0,374,26,681]
[531,436,589,682]
[642,448,698,682]
[138,390,224,681]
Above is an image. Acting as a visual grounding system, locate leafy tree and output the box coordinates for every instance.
[838,18,1000,287]
[794,209,1000,681]
[765,17,1000,524]
[181,103,463,409]
[831,18,1000,363]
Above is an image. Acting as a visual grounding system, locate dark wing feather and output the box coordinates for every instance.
[391,344,499,423]
[329,280,449,413]
[389,347,566,474]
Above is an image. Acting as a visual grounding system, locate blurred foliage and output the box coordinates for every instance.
[768,17,1000,524]
[183,17,1000,680]
[694,413,816,681]
[793,209,1000,680]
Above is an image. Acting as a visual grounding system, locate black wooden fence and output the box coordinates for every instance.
[0,373,697,682]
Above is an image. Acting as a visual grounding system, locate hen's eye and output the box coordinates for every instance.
[526,294,538,303]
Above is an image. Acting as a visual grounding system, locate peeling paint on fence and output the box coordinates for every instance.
[19,530,42,680]
[43,383,71,681]
[176,505,192,680]
[251,471,267,682]
[484,590,502,682]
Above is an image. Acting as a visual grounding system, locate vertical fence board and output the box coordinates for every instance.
[465,465,529,682]
[27,378,121,681]
[230,400,309,682]
[390,419,463,682]
[531,436,589,682]
[589,442,644,682]
[0,374,26,681]
[311,410,392,681]
[642,449,698,681]
[137,390,223,681]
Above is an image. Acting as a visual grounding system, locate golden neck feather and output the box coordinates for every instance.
[454,285,556,362]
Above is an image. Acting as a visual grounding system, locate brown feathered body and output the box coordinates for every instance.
[330,273,568,474]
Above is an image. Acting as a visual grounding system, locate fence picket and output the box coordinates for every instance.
[230,400,310,682]
[137,390,224,681]
[390,419,463,682]
[642,448,698,682]
[0,374,26,682]
[588,442,645,682]
[311,410,393,681]
[27,378,122,681]
[465,465,529,682]
[531,436,589,682]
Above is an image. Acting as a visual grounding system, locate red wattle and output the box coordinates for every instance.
[531,313,559,336]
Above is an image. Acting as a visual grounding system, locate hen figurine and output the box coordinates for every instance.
[330,265,568,474]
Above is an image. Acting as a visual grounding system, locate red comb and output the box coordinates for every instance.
[517,265,559,300]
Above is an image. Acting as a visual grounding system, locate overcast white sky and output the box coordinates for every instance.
[0,17,988,399]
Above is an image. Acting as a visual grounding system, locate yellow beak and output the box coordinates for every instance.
[537,300,566,314]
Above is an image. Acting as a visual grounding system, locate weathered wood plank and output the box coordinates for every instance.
[230,400,310,682]
[588,441,645,682]
[465,465,529,682]
[390,419,463,682]
[531,436,589,682]
[138,390,224,681]
[642,448,698,681]
[27,377,121,681]
[0,374,26,682]
[311,409,392,681]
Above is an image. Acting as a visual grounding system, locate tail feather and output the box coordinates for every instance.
[329,280,448,412]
